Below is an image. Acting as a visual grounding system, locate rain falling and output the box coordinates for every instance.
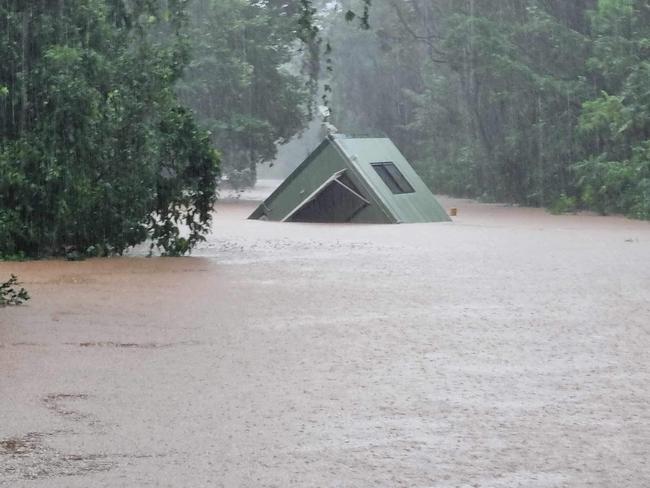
[1,1,650,486]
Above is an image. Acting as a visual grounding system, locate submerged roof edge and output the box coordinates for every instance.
[250,134,450,223]
[335,137,451,223]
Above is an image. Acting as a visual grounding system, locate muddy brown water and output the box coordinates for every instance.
[1,186,650,487]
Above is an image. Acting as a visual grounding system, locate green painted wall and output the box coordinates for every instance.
[252,142,347,221]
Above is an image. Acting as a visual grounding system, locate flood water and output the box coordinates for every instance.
[1,182,650,487]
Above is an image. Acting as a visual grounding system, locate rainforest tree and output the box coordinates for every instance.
[0,0,220,257]
[574,0,650,218]
[326,0,649,218]
[177,0,308,189]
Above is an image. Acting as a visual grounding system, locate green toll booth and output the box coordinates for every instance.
[249,135,451,224]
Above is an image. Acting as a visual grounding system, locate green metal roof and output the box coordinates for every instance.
[250,136,450,224]
[332,137,451,223]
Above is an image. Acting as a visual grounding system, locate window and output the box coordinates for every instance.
[371,162,414,194]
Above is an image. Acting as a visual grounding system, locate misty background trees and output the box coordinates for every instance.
[177,0,308,188]
[327,0,650,218]
[0,0,649,258]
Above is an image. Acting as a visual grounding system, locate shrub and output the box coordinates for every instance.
[0,275,30,307]
[549,194,578,215]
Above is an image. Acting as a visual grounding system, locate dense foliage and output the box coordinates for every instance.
[574,0,650,218]
[1,0,647,263]
[327,0,650,218]
[0,1,220,258]
[177,0,308,189]
[0,274,29,306]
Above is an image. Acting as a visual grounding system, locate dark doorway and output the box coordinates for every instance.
[289,176,369,223]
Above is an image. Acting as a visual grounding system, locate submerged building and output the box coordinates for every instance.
[249,135,450,224]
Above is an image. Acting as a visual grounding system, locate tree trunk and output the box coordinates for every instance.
[19,7,30,134]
